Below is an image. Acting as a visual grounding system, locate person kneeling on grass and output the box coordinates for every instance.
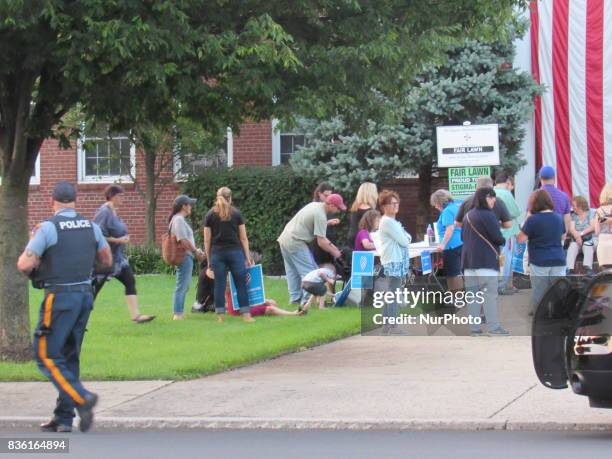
[300,263,337,312]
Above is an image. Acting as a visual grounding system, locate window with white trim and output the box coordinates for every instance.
[77,132,135,183]
[0,156,39,185]
[30,155,40,185]
[271,119,309,166]
[174,135,229,180]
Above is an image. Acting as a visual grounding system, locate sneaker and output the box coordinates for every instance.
[192,302,204,312]
[470,329,484,337]
[76,393,98,433]
[488,327,510,336]
[498,287,516,295]
[40,419,72,433]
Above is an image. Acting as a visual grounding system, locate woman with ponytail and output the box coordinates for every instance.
[204,187,255,323]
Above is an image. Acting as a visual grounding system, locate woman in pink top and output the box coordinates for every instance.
[354,210,381,251]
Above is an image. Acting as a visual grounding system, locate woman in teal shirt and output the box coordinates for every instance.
[430,189,463,293]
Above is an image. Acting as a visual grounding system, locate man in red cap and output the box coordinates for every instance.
[277,194,346,305]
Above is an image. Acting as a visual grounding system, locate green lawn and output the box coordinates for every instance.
[0,276,360,381]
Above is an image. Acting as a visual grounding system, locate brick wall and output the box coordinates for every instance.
[232,121,272,166]
[381,176,449,238]
[29,140,179,245]
[30,123,450,246]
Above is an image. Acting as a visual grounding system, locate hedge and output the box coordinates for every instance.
[183,166,316,275]
[126,245,175,275]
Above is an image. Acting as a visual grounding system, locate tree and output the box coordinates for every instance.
[132,118,226,245]
[0,2,299,360]
[0,0,521,360]
[73,111,226,246]
[291,28,542,237]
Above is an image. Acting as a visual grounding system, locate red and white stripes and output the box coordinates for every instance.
[530,0,612,207]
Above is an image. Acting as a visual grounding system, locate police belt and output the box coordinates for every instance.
[44,284,92,294]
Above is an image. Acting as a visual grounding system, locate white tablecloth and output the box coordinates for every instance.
[370,232,437,259]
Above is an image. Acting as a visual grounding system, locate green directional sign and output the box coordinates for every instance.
[448,166,491,198]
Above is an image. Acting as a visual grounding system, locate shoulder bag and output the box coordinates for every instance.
[162,218,186,266]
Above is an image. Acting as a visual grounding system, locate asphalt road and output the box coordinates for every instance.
[2,429,612,459]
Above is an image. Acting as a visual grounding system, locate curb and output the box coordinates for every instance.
[2,416,612,432]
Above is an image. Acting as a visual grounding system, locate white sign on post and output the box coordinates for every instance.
[436,124,500,168]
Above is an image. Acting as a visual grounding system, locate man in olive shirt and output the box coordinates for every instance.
[454,176,513,229]
[278,194,345,304]
[494,171,522,294]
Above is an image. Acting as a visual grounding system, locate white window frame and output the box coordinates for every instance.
[77,134,135,184]
[173,127,232,181]
[30,155,40,185]
[271,119,281,166]
[0,156,40,185]
[271,119,307,166]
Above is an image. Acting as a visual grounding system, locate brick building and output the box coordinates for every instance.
[29,120,447,244]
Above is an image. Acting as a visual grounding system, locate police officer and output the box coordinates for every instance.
[17,181,112,433]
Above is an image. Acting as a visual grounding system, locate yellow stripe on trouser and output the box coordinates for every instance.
[38,293,86,406]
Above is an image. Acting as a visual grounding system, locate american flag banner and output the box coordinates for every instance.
[530,0,612,207]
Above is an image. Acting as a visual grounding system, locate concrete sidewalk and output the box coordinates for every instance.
[2,333,611,431]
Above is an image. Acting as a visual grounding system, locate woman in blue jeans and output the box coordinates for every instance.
[461,187,509,336]
[204,187,255,323]
[169,195,205,320]
[517,189,566,315]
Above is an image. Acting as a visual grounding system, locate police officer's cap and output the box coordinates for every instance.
[174,195,197,207]
[52,181,77,203]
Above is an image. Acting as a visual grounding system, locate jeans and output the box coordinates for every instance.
[173,254,194,314]
[464,268,500,332]
[211,249,250,314]
[566,241,596,270]
[498,236,516,289]
[280,245,318,304]
[377,275,403,327]
[529,264,567,311]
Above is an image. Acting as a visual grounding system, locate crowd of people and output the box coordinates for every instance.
[16,172,612,434]
[86,167,612,334]
[432,167,612,336]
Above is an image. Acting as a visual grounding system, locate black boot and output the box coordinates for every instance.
[40,419,72,433]
[76,393,98,433]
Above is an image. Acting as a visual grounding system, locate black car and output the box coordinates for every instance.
[532,269,612,408]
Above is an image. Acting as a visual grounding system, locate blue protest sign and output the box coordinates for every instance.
[351,251,375,289]
[512,241,527,274]
[229,264,266,310]
[421,250,432,275]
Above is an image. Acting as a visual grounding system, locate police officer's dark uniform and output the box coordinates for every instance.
[24,182,109,433]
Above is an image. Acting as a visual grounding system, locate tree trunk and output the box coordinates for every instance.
[415,163,433,241]
[144,151,158,246]
[0,175,32,361]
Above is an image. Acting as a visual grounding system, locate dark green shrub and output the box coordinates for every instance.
[126,245,203,275]
[126,245,174,275]
[183,166,316,275]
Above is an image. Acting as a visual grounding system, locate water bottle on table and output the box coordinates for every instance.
[426,224,435,246]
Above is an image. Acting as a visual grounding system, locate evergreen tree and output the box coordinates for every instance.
[292,30,542,235]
